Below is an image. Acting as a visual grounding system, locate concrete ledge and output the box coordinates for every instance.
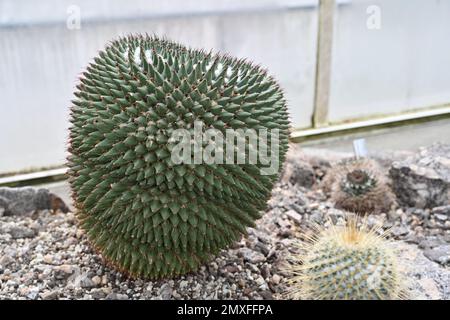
[291,105,450,142]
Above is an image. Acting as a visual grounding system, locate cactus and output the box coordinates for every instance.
[286,217,405,300]
[326,158,395,214]
[67,35,290,279]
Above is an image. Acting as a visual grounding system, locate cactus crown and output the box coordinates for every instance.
[67,35,289,279]
[328,158,395,214]
[286,217,405,300]
[341,169,377,196]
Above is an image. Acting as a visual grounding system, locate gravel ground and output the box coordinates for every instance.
[0,198,297,300]
[0,146,449,300]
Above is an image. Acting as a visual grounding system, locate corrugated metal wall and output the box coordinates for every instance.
[0,0,449,174]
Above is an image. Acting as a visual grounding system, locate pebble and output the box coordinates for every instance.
[8,226,36,239]
[285,210,303,225]
[239,248,265,264]
[77,274,96,289]
[424,245,450,265]
[106,293,129,300]
[159,283,173,300]
[40,290,59,300]
[0,255,14,268]
[271,274,281,285]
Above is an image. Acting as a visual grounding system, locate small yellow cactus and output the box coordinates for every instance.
[286,216,406,300]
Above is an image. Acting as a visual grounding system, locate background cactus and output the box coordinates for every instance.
[325,158,395,214]
[286,217,405,300]
[67,35,290,279]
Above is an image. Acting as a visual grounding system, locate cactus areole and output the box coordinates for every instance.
[67,35,290,279]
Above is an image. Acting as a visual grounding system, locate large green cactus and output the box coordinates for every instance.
[67,35,289,279]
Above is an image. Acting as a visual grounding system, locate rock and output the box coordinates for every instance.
[424,245,450,265]
[54,264,78,280]
[434,214,448,221]
[0,255,14,268]
[0,187,60,216]
[239,248,265,264]
[179,280,188,290]
[255,242,270,256]
[416,278,442,300]
[92,276,102,286]
[90,288,107,299]
[418,237,446,250]
[280,144,316,188]
[260,264,270,279]
[159,283,173,300]
[397,243,450,299]
[285,209,302,225]
[271,274,281,285]
[40,290,59,300]
[391,226,409,237]
[106,293,129,300]
[43,254,53,264]
[75,274,96,288]
[259,290,273,300]
[224,265,239,274]
[431,205,450,217]
[255,276,265,286]
[26,288,40,300]
[390,143,450,208]
[8,226,36,239]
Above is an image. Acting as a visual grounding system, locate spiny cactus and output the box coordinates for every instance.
[67,35,290,279]
[286,217,405,300]
[325,158,395,214]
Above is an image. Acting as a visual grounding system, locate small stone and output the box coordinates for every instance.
[179,280,188,290]
[259,290,273,300]
[271,274,281,285]
[159,283,173,300]
[106,293,129,300]
[431,205,450,216]
[76,274,96,288]
[224,265,239,273]
[172,290,181,299]
[424,245,450,265]
[54,264,77,280]
[0,255,14,268]
[434,214,448,221]
[26,288,40,300]
[75,229,84,239]
[255,242,270,256]
[8,226,36,239]
[92,275,102,286]
[239,248,265,264]
[392,226,409,237]
[40,290,59,300]
[285,209,302,225]
[418,238,445,250]
[255,276,265,286]
[260,264,270,279]
[417,278,442,300]
[43,254,53,264]
[90,288,107,299]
